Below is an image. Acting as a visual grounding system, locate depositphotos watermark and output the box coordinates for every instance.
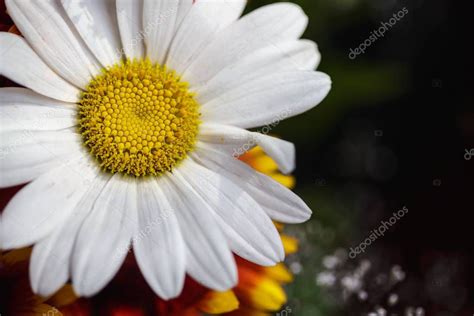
[276,306,292,316]
[231,107,292,158]
[349,7,409,60]
[349,206,408,259]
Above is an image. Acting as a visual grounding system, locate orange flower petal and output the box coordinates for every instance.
[46,284,78,308]
[270,174,295,189]
[8,25,21,35]
[198,290,239,314]
[250,155,279,174]
[281,234,299,255]
[263,263,293,284]
[236,268,287,311]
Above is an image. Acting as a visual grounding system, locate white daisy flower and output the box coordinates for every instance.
[0,0,331,299]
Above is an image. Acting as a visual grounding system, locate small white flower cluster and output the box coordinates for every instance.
[315,248,427,315]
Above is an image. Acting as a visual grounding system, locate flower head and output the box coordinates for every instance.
[0,0,330,300]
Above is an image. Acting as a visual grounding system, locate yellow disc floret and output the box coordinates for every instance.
[78,59,200,177]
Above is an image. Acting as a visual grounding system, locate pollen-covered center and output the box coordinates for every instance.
[79,60,200,177]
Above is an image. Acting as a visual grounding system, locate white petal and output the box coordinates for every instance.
[62,0,122,67]
[29,174,110,297]
[0,157,97,250]
[166,0,246,74]
[199,123,295,174]
[201,71,331,129]
[116,0,145,60]
[160,172,237,291]
[183,2,308,86]
[0,130,83,188]
[143,0,180,64]
[72,175,137,297]
[175,0,193,28]
[0,88,76,133]
[5,0,101,88]
[193,142,312,223]
[134,179,185,299]
[179,158,284,265]
[194,40,320,102]
[0,88,76,108]
[0,32,80,103]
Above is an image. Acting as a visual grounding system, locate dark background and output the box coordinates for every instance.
[246,0,474,315]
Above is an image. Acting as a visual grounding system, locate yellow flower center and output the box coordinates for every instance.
[78,60,200,177]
